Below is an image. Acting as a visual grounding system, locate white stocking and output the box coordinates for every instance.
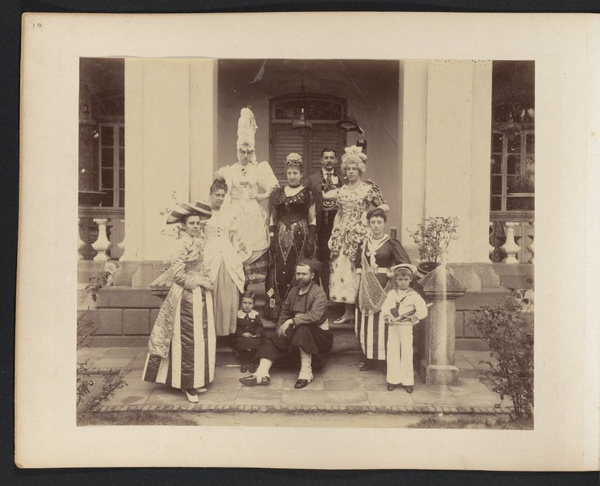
[298,348,313,381]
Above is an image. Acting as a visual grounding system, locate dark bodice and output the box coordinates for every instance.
[356,237,411,287]
[271,187,313,225]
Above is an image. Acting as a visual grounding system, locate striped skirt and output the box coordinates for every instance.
[355,308,388,361]
[244,251,268,285]
[143,287,216,389]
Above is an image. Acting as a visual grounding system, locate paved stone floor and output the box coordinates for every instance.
[78,346,511,414]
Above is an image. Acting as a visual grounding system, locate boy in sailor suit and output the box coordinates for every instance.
[381,264,428,393]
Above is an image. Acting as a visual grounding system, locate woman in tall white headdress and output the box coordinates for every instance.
[216,107,279,285]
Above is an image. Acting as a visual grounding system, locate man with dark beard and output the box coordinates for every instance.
[239,260,333,389]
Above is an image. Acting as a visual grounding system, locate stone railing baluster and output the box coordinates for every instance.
[116,218,126,260]
[77,218,85,260]
[501,222,521,264]
[527,223,535,263]
[92,218,111,262]
[488,222,495,262]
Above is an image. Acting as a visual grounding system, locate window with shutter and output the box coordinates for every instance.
[270,94,347,183]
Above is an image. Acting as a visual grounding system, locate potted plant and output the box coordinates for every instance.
[407,216,459,276]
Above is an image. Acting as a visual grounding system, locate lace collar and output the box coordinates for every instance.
[237,309,259,319]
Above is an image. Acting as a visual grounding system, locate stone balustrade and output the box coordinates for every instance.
[78,208,125,261]
[489,215,534,264]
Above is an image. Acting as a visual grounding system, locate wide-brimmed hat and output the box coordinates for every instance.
[166,200,212,224]
[390,263,417,276]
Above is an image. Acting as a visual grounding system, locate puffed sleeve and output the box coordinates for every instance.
[367,181,387,207]
[170,238,197,288]
[389,238,411,265]
[256,160,279,193]
[215,165,232,186]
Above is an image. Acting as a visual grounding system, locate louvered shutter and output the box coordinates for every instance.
[307,126,346,174]
[271,126,305,183]
[270,125,346,183]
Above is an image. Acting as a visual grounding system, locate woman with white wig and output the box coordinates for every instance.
[328,145,389,324]
[216,107,279,285]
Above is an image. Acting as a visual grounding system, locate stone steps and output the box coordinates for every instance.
[82,282,502,351]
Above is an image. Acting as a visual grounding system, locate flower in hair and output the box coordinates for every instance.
[285,153,303,168]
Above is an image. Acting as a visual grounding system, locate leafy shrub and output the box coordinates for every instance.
[407,216,459,263]
[470,299,534,420]
[76,314,127,412]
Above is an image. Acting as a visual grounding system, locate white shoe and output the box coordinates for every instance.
[196,387,208,394]
[184,388,199,403]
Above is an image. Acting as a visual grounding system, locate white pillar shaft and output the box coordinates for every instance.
[124,59,218,261]
[399,60,492,264]
[399,61,428,260]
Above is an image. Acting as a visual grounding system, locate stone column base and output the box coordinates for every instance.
[419,361,459,385]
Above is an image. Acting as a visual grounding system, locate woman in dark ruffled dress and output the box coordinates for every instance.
[264,153,317,320]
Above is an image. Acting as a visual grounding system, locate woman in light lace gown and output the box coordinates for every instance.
[216,107,278,285]
[203,177,246,339]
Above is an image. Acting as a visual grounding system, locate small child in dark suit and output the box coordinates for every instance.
[232,291,264,373]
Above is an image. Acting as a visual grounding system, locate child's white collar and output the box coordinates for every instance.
[238,309,258,319]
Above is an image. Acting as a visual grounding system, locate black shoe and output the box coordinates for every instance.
[248,363,257,374]
[387,384,395,391]
[359,362,373,372]
[239,375,270,387]
[294,379,311,389]
[240,364,248,373]
[405,386,414,394]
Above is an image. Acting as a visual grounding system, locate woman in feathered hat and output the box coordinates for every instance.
[215,107,279,285]
[142,201,217,403]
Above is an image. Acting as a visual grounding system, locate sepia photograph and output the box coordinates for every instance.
[16,12,597,470]
[76,57,535,429]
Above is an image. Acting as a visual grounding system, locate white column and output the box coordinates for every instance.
[400,60,492,264]
[124,59,218,262]
[399,61,428,261]
[190,60,218,202]
[123,60,145,262]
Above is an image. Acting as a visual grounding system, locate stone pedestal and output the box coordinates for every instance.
[418,265,466,385]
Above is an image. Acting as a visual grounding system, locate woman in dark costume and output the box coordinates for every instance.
[264,153,317,320]
[355,208,421,371]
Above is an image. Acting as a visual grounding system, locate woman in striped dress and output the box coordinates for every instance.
[354,208,412,371]
[142,201,216,403]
